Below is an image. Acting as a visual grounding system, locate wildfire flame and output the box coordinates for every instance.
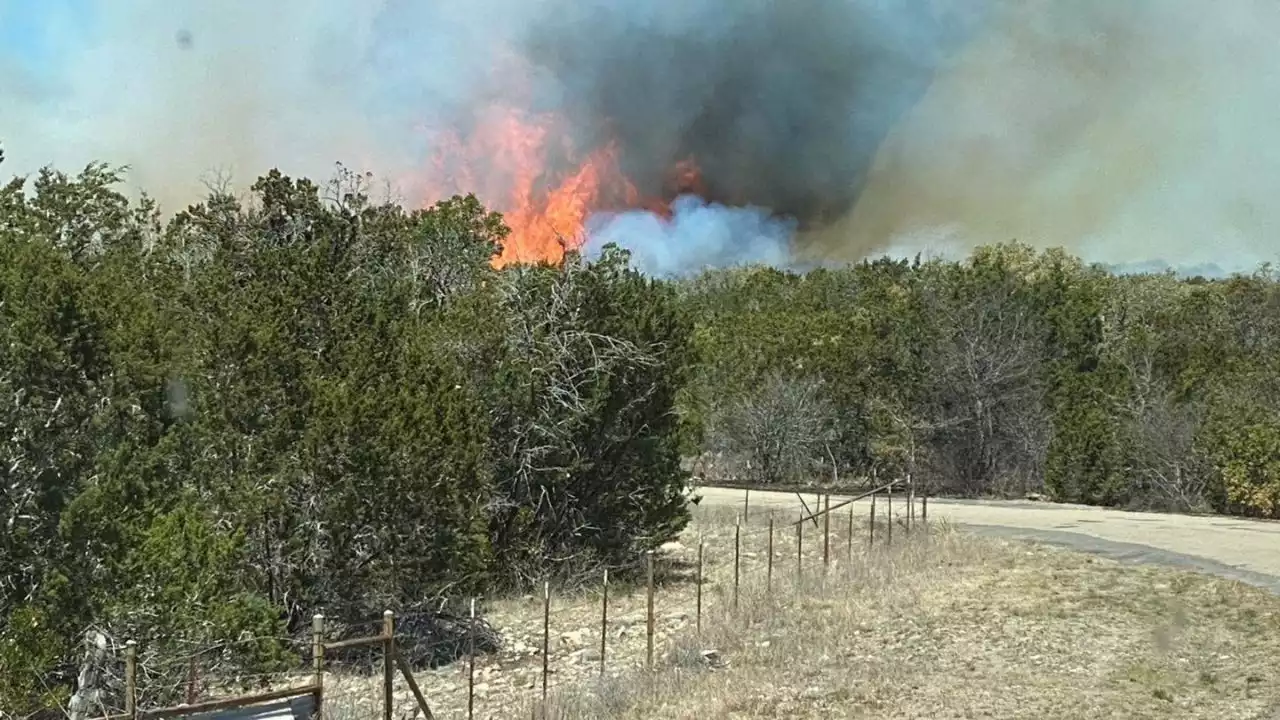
[422,102,703,267]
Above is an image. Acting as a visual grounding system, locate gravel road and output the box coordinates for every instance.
[694,485,1280,593]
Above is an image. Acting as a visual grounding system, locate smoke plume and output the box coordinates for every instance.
[519,0,983,226]
[584,195,795,277]
[2,0,1279,272]
[841,0,1280,272]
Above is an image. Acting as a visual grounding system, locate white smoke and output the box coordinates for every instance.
[583,196,796,277]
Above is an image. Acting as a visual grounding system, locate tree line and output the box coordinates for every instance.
[0,159,691,710]
[4,156,1279,710]
[691,244,1280,516]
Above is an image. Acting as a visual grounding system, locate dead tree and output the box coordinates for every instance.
[922,272,1050,495]
[706,372,837,487]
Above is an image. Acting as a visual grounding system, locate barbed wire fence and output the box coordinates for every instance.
[35,481,929,720]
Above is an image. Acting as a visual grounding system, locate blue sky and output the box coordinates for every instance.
[1,0,92,83]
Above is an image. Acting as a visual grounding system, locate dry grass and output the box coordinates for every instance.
[319,503,1280,719]
[528,506,1280,720]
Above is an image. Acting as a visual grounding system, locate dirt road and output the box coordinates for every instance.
[694,485,1280,593]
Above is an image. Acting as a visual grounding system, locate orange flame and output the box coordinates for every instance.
[413,47,717,266]
[422,103,650,267]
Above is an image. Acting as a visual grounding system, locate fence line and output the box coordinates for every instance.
[87,486,928,720]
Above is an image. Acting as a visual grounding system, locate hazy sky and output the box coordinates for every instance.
[1,0,89,87]
[1,0,402,207]
[3,1,1279,275]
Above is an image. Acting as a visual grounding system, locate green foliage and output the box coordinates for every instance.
[0,160,691,713]
[114,501,284,646]
[8,144,1280,713]
[679,242,1280,515]
[0,604,69,710]
[487,247,692,584]
[1210,421,1280,516]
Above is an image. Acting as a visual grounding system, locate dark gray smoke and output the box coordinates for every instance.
[521,0,988,230]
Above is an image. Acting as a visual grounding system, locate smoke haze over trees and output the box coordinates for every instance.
[5,0,1280,270]
[5,151,1280,712]
[7,0,1280,710]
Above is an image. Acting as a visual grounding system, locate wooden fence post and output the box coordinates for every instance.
[397,648,436,720]
[311,615,324,719]
[645,551,656,671]
[869,493,876,548]
[886,484,894,547]
[733,516,741,612]
[910,473,917,530]
[695,539,704,636]
[599,569,609,677]
[766,514,774,594]
[696,538,706,632]
[125,640,137,720]
[382,611,394,720]
[460,599,472,720]
[796,514,803,582]
[541,582,550,706]
[822,494,831,571]
[744,488,750,522]
[847,502,854,561]
[923,491,928,526]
